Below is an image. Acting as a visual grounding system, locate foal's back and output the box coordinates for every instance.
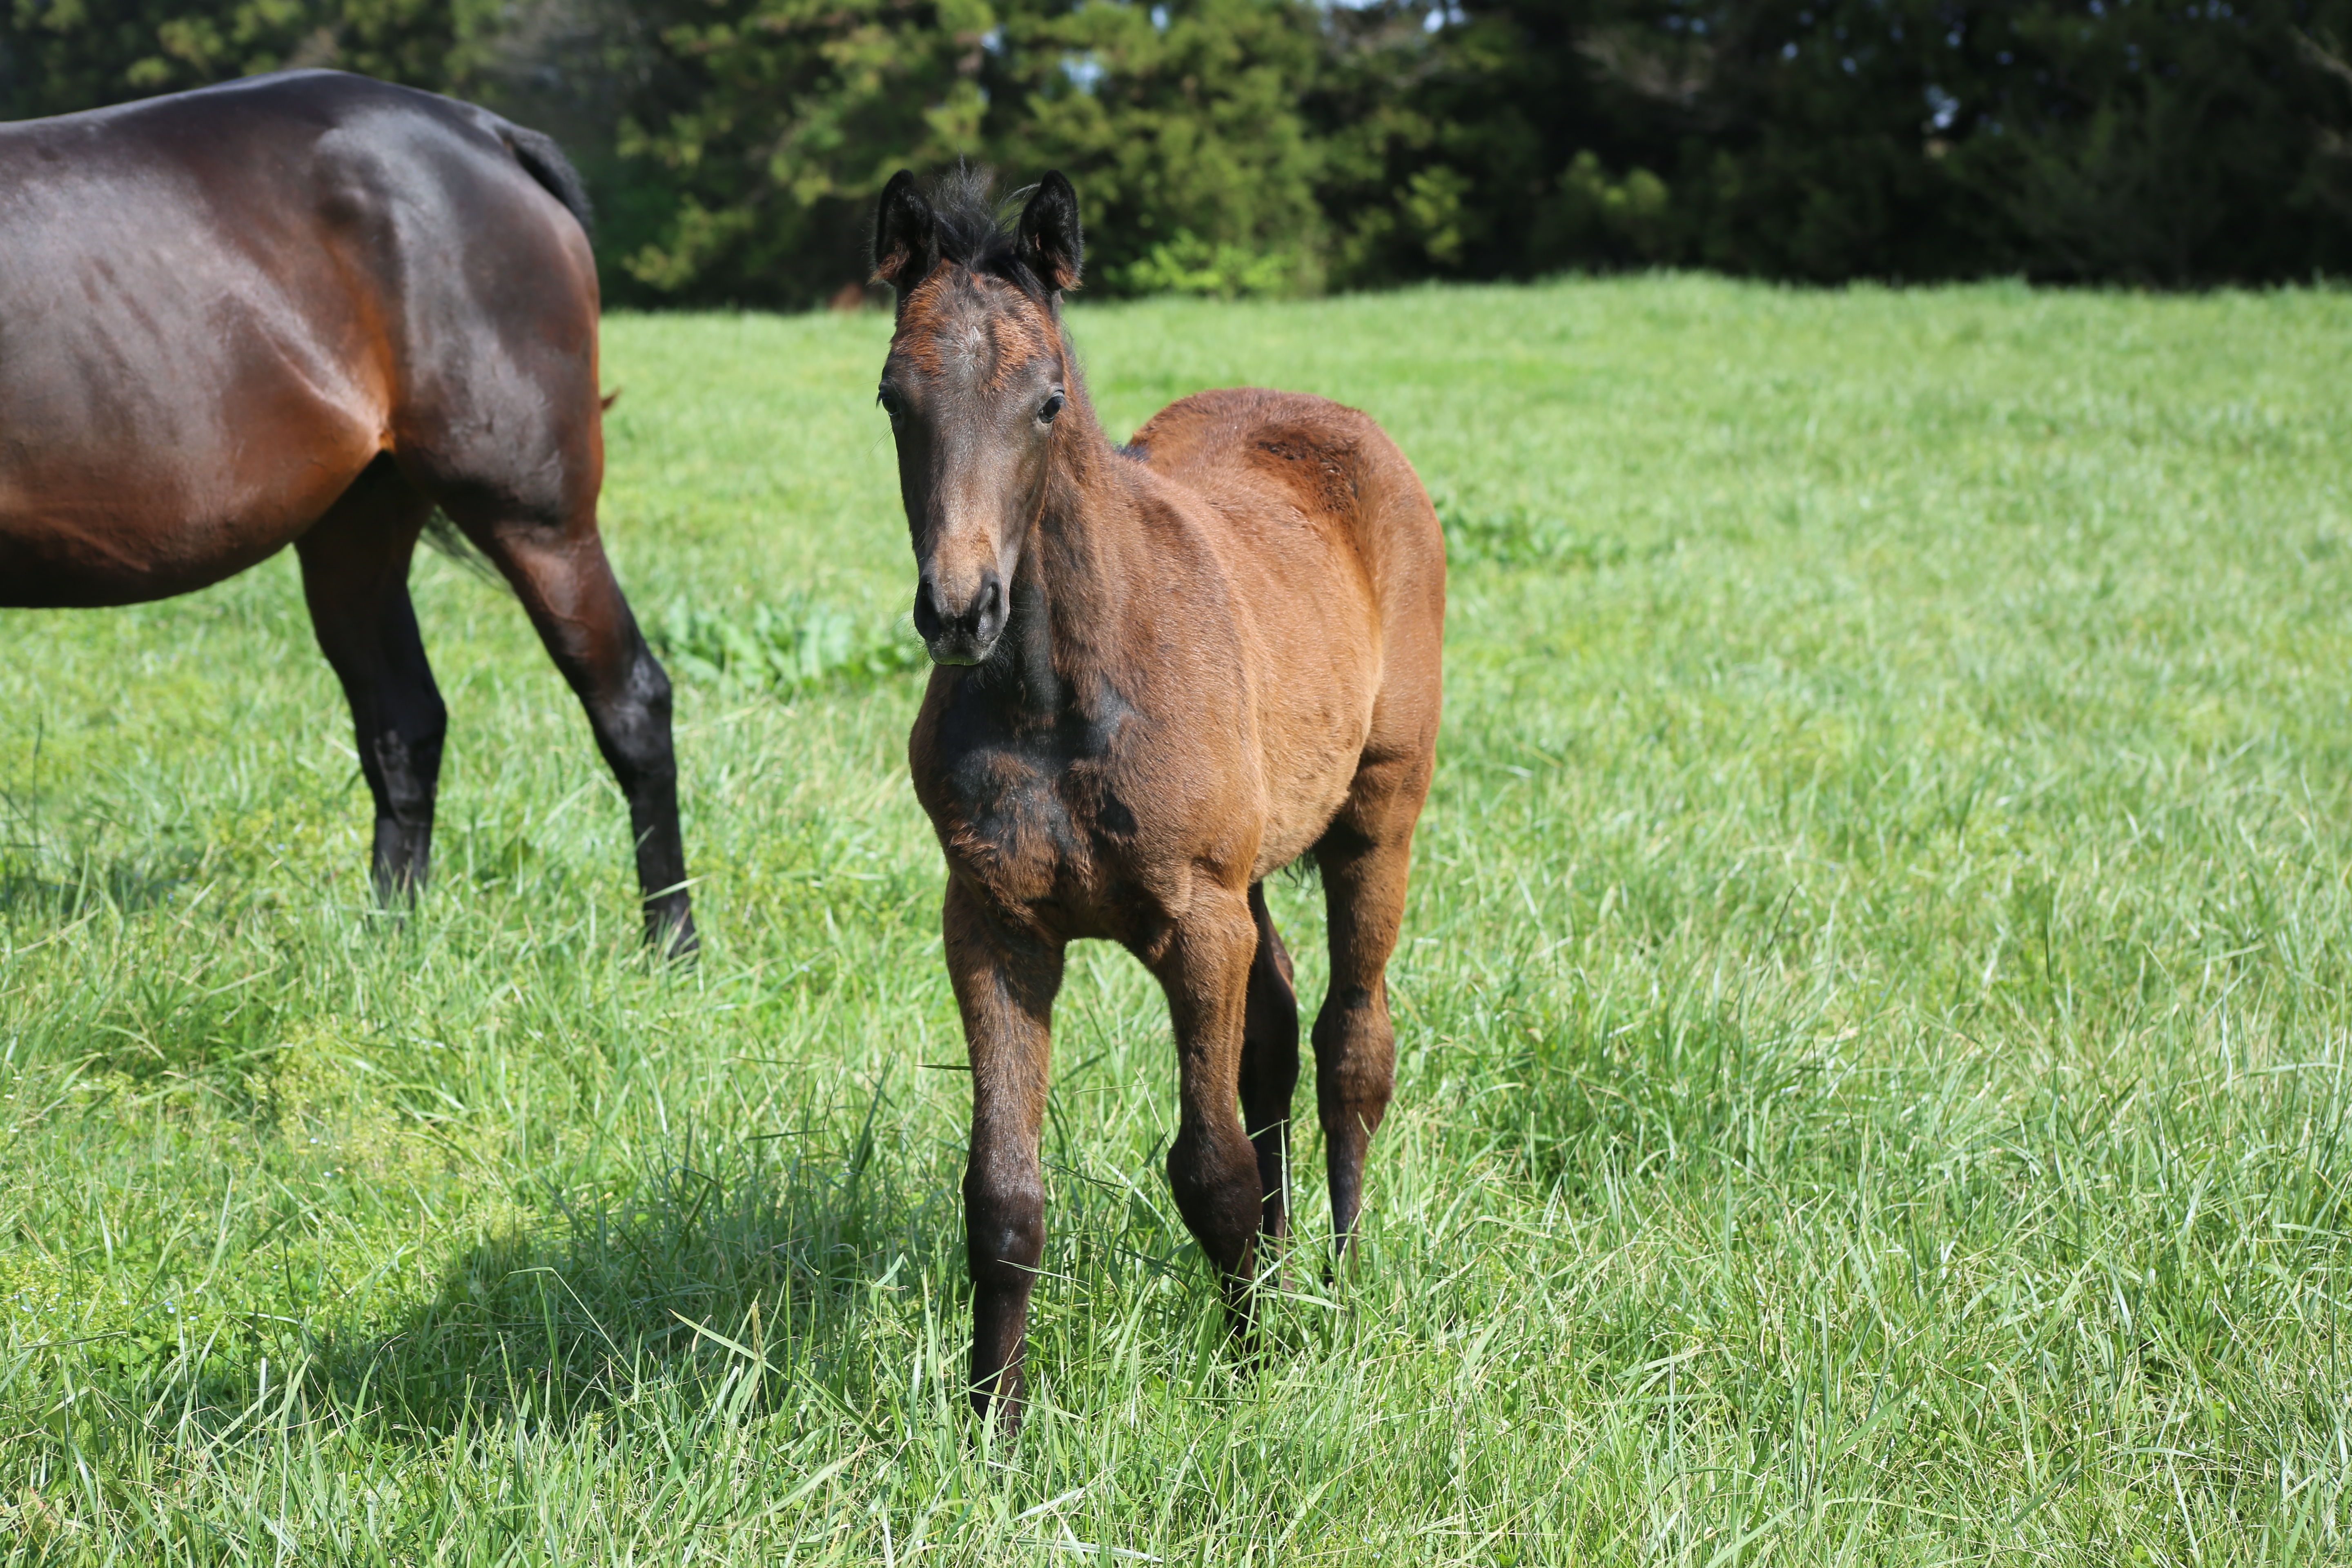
[1131,386,1446,793]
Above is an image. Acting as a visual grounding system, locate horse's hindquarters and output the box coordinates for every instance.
[0,73,605,608]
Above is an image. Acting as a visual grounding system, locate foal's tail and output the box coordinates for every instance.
[501,122,594,241]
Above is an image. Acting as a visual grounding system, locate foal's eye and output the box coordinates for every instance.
[1038,392,1066,425]
[878,384,904,418]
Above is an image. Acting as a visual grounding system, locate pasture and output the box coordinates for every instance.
[4,276,2351,1563]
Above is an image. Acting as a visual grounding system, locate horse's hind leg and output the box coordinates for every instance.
[465,525,696,956]
[1312,753,1431,1256]
[296,458,446,902]
[1238,881,1300,1265]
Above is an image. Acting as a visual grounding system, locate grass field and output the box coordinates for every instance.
[6,277,2352,1563]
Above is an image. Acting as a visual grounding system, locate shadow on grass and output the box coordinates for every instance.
[345,1105,962,1438]
[0,840,206,922]
[35,1076,1216,1472]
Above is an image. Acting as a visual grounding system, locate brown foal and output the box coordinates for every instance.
[873,170,1445,1425]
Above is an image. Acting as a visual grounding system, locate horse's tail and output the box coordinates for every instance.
[419,510,508,589]
[502,122,593,241]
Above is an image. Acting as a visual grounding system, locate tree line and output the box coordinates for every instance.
[7,0,2352,305]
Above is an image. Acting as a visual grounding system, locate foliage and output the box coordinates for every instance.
[591,0,995,303]
[9,0,2352,289]
[994,0,1326,294]
[573,0,1330,305]
[1950,0,2352,281]
[651,596,927,697]
[1346,0,2352,285]
[7,281,2352,1555]
[0,0,496,117]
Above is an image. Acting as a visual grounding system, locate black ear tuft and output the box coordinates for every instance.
[1016,171,1083,294]
[873,170,940,291]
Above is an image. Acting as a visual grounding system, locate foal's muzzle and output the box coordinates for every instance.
[915,570,1006,666]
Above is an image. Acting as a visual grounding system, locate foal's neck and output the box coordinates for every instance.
[992,389,1139,726]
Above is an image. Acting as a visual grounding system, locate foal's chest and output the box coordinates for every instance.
[912,694,1149,939]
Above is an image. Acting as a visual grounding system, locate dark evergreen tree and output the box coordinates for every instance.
[7,0,2352,292]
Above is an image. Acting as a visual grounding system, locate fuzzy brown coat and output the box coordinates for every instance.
[874,169,1444,1425]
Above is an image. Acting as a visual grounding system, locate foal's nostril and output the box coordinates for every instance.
[915,568,1007,662]
[974,571,1005,641]
[912,577,945,642]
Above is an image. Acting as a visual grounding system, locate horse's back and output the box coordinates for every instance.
[1127,386,1444,839]
[0,73,599,607]
[1130,385,1443,697]
[1129,388,1443,614]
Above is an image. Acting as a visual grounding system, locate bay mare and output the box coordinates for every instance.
[0,71,693,951]
[873,169,1445,1425]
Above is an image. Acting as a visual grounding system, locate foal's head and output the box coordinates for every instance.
[873,169,1085,666]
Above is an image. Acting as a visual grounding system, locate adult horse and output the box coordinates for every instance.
[0,71,693,951]
[872,169,1445,1425]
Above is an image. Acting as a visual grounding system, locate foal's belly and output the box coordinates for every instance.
[1249,723,1374,880]
[927,715,1368,946]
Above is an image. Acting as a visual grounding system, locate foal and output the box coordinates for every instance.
[873,170,1445,1424]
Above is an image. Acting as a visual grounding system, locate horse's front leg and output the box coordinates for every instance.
[1150,889,1266,1330]
[296,460,444,903]
[945,879,1065,1429]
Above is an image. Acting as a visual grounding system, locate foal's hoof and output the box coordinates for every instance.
[969,1380,1025,1438]
[645,905,700,963]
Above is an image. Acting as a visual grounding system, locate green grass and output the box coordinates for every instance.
[5,276,2352,1563]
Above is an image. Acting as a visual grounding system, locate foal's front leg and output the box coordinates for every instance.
[944,879,1065,1428]
[1239,882,1301,1259]
[1150,890,1266,1326]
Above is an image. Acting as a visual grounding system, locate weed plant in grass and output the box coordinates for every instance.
[3,279,2352,1562]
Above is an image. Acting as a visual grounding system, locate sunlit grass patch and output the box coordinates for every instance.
[4,278,2352,1561]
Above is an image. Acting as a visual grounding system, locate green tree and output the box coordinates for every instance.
[595,0,993,306]
[590,0,1329,305]
[9,0,2352,295]
[990,0,1327,294]
[0,0,494,118]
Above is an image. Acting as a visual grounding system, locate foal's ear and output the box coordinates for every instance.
[1016,171,1083,294]
[873,170,940,291]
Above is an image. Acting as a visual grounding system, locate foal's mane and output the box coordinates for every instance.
[910,165,1063,304]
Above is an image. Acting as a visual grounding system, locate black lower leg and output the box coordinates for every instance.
[1166,1116,1265,1325]
[1313,984,1395,1255]
[464,519,695,956]
[604,639,693,951]
[298,466,445,908]
[1238,883,1300,1252]
[964,1153,1045,1421]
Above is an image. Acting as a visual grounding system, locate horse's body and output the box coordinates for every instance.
[0,71,693,947]
[873,172,1443,1423]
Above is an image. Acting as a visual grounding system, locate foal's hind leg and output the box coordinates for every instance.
[296,459,446,902]
[1238,881,1301,1265]
[1312,755,1431,1256]
[1151,890,1266,1324]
